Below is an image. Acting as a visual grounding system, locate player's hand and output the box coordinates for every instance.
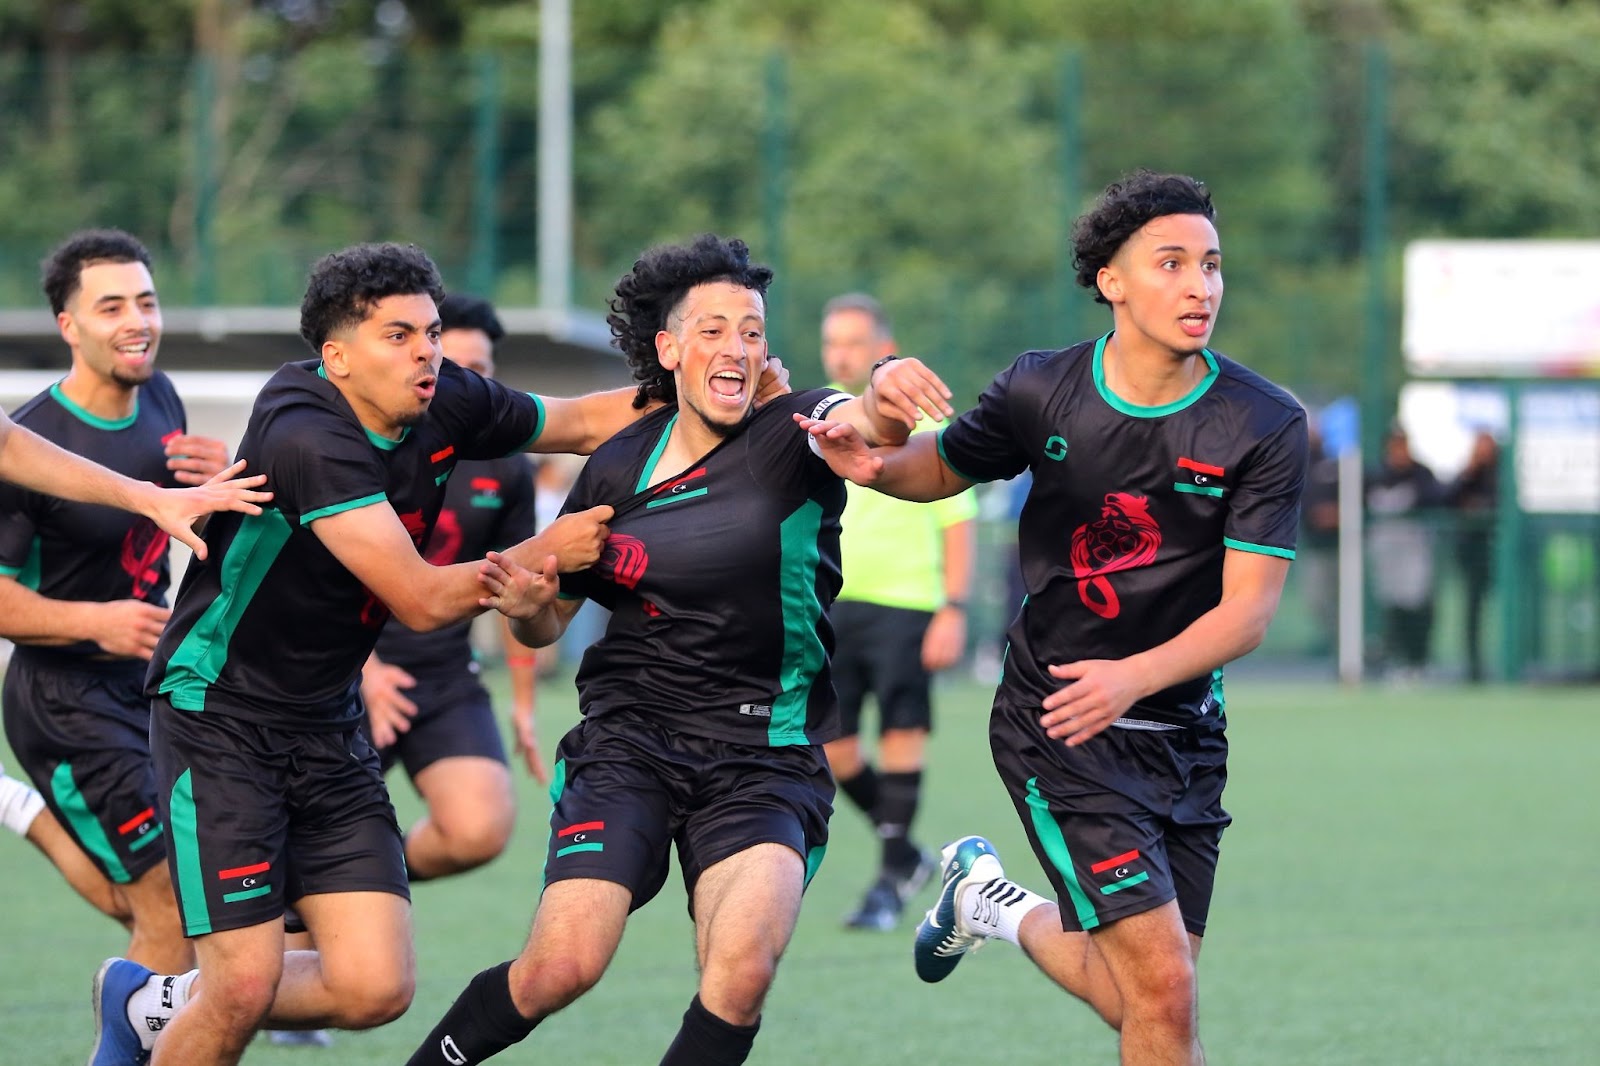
[142,460,272,561]
[921,605,967,673]
[163,434,232,486]
[793,415,885,485]
[1038,658,1148,746]
[362,659,418,749]
[533,506,613,572]
[89,599,171,660]
[479,551,560,620]
[753,355,792,408]
[510,699,550,785]
[867,357,955,430]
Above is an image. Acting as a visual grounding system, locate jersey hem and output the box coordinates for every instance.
[300,492,387,526]
[1222,537,1295,560]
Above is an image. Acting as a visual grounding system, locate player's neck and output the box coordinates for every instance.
[59,365,138,422]
[1100,331,1207,409]
[655,408,728,482]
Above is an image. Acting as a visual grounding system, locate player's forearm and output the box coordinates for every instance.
[532,387,654,457]
[501,617,538,706]
[0,424,153,515]
[0,585,100,646]
[381,560,490,632]
[1122,594,1280,698]
[510,602,570,649]
[868,434,971,502]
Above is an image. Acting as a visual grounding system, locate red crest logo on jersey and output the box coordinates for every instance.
[1069,493,1161,619]
[120,519,169,599]
[601,533,649,590]
[359,510,430,627]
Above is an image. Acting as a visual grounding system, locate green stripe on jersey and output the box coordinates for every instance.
[50,381,138,430]
[1024,776,1099,930]
[3,537,42,590]
[935,427,987,484]
[516,394,548,453]
[170,770,212,935]
[158,508,294,710]
[1223,536,1295,560]
[635,414,677,493]
[301,492,387,526]
[50,762,131,884]
[770,499,826,746]
[1173,482,1224,497]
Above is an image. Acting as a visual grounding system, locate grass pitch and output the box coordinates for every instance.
[3,673,1596,1064]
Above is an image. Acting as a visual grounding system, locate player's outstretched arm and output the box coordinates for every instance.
[1038,548,1292,747]
[0,416,270,561]
[507,506,613,574]
[794,419,972,502]
[311,502,499,632]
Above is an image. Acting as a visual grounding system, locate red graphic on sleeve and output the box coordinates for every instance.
[424,509,463,566]
[1069,493,1161,619]
[600,533,649,590]
[120,519,170,598]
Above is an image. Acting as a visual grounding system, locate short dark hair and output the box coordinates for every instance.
[438,293,505,346]
[41,229,153,315]
[298,242,445,351]
[1072,170,1217,305]
[822,292,892,337]
[606,234,774,409]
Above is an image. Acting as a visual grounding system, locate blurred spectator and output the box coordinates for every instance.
[1448,430,1499,683]
[1366,426,1444,681]
[1298,420,1341,657]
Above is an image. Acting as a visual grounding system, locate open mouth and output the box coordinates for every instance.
[707,368,747,408]
[411,375,437,400]
[1178,313,1211,338]
[114,340,153,364]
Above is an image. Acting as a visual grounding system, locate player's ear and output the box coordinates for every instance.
[655,329,680,372]
[321,338,348,378]
[1096,264,1124,304]
[56,310,78,348]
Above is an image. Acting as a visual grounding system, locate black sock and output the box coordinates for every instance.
[837,764,880,817]
[405,961,537,1066]
[874,770,924,875]
[658,995,760,1066]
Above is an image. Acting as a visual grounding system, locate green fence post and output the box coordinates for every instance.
[192,55,218,306]
[1359,41,1389,462]
[761,50,790,358]
[1057,47,1084,343]
[1495,383,1524,682]
[468,52,502,298]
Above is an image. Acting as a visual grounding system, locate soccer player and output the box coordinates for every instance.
[87,241,709,1066]
[402,234,955,1066]
[799,171,1308,1065]
[363,292,546,881]
[0,229,266,975]
[2,764,131,923]
[817,293,976,931]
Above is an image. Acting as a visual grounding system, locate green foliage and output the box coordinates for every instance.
[0,0,1594,402]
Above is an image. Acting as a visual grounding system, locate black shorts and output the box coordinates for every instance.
[989,698,1230,937]
[150,696,410,937]
[2,654,164,884]
[542,710,835,915]
[368,663,508,779]
[830,601,934,737]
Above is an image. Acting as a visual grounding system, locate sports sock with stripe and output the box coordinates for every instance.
[961,878,1052,945]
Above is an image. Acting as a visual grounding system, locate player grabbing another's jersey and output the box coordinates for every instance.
[799,170,1307,1066]
[403,234,955,1066]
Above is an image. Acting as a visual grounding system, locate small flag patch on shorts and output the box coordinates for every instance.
[217,861,272,903]
[555,821,605,857]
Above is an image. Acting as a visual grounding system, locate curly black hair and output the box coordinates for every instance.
[299,242,445,352]
[606,234,774,409]
[1072,170,1216,305]
[439,293,505,346]
[41,229,153,315]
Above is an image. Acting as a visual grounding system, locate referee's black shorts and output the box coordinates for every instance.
[541,709,835,915]
[829,600,935,737]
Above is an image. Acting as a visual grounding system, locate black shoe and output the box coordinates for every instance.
[843,879,902,931]
[888,848,940,903]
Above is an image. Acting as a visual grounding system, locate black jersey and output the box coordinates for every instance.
[939,335,1306,728]
[147,358,543,730]
[558,388,853,748]
[373,453,537,673]
[0,373,187,660]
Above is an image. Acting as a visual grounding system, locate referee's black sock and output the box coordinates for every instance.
[837,763,880,816]
[875,769,925,876]
[404,961,538,1066]
[658,995,760,1066]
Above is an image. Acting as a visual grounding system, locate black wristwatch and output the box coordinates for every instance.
[870,354,900,377]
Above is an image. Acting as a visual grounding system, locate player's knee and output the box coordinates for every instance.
[205,972,280,1033]
[330,970,415,1029]
[442,811,514,868]
[705,953,779,1018]
[513,952,604,1013]
[1123,959,1198,1031]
